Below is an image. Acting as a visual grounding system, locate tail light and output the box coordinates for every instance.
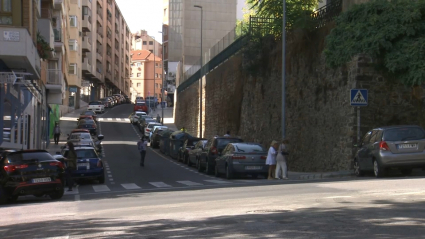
[379,141,390,151]
[232,155,246,159]
[4,164,28,172]
[97,160,103,168]
[211,147,218,154]
[50,161,64,169]
[260,156,267,159]
[146,129,151,132]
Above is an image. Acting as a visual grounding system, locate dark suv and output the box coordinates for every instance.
[0,150,65,203]
[199,137,244,174]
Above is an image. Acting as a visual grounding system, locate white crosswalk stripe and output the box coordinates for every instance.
[177,181,203,186]
[98,118,104,121]
[116,118,122,121]
[124,118,130,122]
[149,182,172,188]
[97,118,131,122]
[204,180,231,184]
[92,185,111,192]
[107,118,112,121]
[121,183,141,190]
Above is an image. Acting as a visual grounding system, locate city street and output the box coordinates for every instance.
[0,104,424,238]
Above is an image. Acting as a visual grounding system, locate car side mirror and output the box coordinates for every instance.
[97,134,104,140]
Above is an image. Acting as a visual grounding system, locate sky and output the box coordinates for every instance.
[115,0,247,44]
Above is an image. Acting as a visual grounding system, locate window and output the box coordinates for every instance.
[137,83,141,87]
[137,73,141,77]
[164,45,167,54]
[155,83,158,89]
[69,63,77,74]
[0,0,12,25]
[69,16,77,27]
[69,40,78,51]
[143,41,147,45]
[155,63,158,68]
[149,50,153,53]
[155,73,158,78]
[137,62,141,66]
[149,41,153,45]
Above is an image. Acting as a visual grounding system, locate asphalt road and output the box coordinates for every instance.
[2,104,425,238]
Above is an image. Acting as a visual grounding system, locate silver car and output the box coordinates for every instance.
[214,143,268,179]
[354,125,425,177]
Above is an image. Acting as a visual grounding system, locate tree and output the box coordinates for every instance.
[325,0,425,86]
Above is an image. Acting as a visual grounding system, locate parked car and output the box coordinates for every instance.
[88,101,105,113]
[150,125,168,142]
[129,111,147,124]
[100,98,112,108]
[80,111,97,121]
[0,150,65,203]
[134,101,148,113]
[354,125,425,178]
[214,143,268,179]
[199,136,244,174]
[77,119,97,135]
[145,122,162,138]
[187,139,208,167]
[137,117,155,132]
[61,146,104,183]
[177,138,204,164]
[151,127,169,148]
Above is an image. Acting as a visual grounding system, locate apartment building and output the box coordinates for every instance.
[80,0,131,101]
[162,0,237,103]
[132,30,162,58]
[130,50,163,102]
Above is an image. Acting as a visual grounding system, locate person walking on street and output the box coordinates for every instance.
[53,122,61,145]
[157,114,161,123]
[64,141,77,191]
[137,137,148,167]
[266,140,279,180]
[224,131,231,137]
[275,139,289,179]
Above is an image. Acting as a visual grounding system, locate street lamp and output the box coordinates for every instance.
[194,4,203,138]
[282,0,287,139]
[152,36,156,112]
[159,30,165,124]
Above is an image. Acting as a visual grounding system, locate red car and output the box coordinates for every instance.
[134,101,148,113]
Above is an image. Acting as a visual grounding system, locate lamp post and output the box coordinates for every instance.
[159,30,164,124]
[152,36,156,112]
[282,0,287,139]
[194,4,203,138]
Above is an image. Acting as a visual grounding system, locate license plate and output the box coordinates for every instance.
[32,177,51,183]
[77,163,90,169]
[245,166,262,170]
[398,144,417,149]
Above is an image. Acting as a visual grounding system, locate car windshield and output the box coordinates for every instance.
[82,111,95,115]
[136,102,146,106]
[89,102,101,105]
[79,120,95,125]
[64,149,98,159]
[145,119,156,124]
[383,127,425,141]
[217,138,243,149]
[7,152,55,163]
[234,144,266,153]
[136,113,145,117]
[148,124,160,129]
[69,134,92,140]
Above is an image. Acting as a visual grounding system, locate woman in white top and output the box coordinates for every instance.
[276,139,289,179]
[266,140,279,180]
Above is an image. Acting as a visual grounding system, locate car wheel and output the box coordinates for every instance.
[187,156,192,166]
[373,159,386,178]
[226,165,233,179]
[214,165,220,177]
[98,175,105,184]
[353,159,364,177]
[50,187,64,200]
[197,158,203,172]
[400,168,412,176]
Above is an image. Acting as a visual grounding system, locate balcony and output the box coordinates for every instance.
[54,0,63,10]
[37,19,55,59]
[82,59,94,77]
[94,69,103,81]
[105,69,112,80]
[97,8,103,20]
[82,38,91,52]
[97,27,103,40]
[83,0,92,8]
[0,27,41,79]
[97,0,103,7]
[82,16,92,32]
[96,51,103,62]
[46,69,65,93]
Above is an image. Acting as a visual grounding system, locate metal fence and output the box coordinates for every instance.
[311,0,343,28]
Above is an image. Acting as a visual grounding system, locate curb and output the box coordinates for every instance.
[296,171,354,180]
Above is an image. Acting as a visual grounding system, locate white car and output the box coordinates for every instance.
[145,122,162,137]
[130,111,147,124]
[88,101,105,113]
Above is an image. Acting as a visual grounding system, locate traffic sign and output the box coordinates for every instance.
[350,89,368,106]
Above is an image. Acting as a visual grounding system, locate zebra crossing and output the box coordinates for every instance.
[64,179,263,195]
[98,117,130,122]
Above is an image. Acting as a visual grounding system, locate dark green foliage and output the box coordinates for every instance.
[325,0,425,86]
[37,32,54,60]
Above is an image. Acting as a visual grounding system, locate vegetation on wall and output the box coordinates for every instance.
[37,32,54,60]
[325,0,425,86]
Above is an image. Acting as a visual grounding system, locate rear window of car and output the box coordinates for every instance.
[234,144,266,153]
[64,149,98,159]
[148,124,160,129]
[383,127,425,141]
[136,102,146,106]
[82,111,95,115]
[7,152,55,163]
[89,102,101,105]
[216,138,244,149]
[79,120,95,125]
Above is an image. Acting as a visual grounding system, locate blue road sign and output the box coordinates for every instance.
[350,89,368,106]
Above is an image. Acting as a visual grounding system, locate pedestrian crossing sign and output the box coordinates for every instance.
[350,89,368,106]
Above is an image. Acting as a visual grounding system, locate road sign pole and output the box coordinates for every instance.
[357,106,360,143]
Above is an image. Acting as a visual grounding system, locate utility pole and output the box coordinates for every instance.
[159,30,164,124]
[153,36,156,111]
[194,5,203,138]
[282,0,287,139]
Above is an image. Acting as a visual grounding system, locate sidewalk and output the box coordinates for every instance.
[148,105,177,131]
[287,170,354,180]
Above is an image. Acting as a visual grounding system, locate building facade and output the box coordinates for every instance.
[130,50,163,103]
[132,30,162,58]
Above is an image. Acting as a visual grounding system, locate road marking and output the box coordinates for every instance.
[149,182,172,188]
[98,118,104,121]
[107,170,111,174]
[107,118,112,121]
[108,175,113,178]
[124,118,130,122]
[116,118,122,121]
[177,181,203,186]
[324,196,352,199]
[92,185,111,192]
[121,183,141,189]
[204,180,231,184]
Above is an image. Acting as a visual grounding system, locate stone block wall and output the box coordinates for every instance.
[175,30,423,172]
